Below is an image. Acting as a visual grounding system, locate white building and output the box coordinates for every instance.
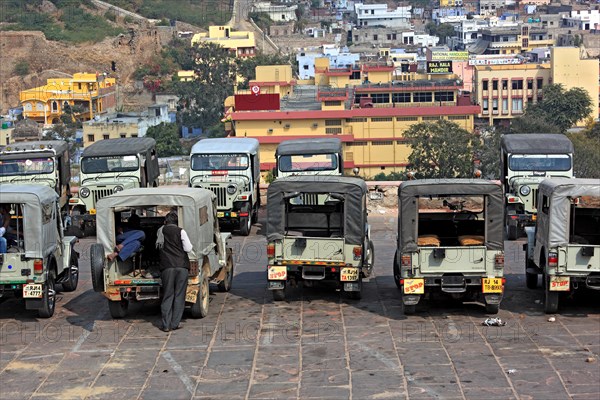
[252,2,298,22]
[563,10,600,31]
[448,19,489,50]
[296,46,360,79]
[354,3,412,28]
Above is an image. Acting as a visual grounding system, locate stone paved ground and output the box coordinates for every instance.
[0,214,599,400]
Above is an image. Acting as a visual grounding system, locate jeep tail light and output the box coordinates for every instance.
[353,247,362,257]
[33,259,43,274]
[494,254,504,268]
[239,212,249,217]
[267,243,275,258]
[548,252,558,268]
[401,255,411,267]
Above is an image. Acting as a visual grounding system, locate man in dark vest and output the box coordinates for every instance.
[156,211,193,332]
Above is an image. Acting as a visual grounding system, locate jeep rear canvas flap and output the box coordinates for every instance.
[267,176,368,246]
[398,179,504,252]
[0,185,58,259]
[96,188,217,257]
[538,178,600,248]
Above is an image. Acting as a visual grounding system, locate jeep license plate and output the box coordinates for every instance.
[482,278,503,293]
[340,267,359,282]
[185,288,198,303]
[403,278,424,294]
[268,266,287,280]
[549,276,570,291]
[23,284,43,298]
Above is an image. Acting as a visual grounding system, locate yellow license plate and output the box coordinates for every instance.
[403,278,424,294]
[549,276,570,291]
[23,284,43,298]
[217,212,224,218]
[185,288,198,303]
[231,212,237,217]
[89,208,96,215]
[482,278,503,293]
[340,267,359,282]
[268,266,287,280]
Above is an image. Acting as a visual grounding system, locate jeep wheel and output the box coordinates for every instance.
[485,303,500,314]
[393,254,402,290]
[190,278,209,318]
[272,289,286,302]
[62,252,79,292]
[90,244,105,292]
[217,250,234,292]
[364,241,374,277]
[507,222,518,241]
[543,274,559,314]
[239,216,251,236]
[108,298,129,319]
[38,272,56,318]
[526,271,538,289]
[251,202,258,224]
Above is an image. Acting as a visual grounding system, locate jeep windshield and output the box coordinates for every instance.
[81,155,139,174]
[0,157,54,176]
[191,154,249,171]
[509,154,571,172]
[279,154,338,172]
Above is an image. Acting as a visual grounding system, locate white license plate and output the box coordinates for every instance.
[340,267,359,281]
[23,284,43,298]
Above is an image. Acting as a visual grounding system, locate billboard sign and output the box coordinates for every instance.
[427,61,453,74]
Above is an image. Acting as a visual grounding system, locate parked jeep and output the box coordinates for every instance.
[189,138,260,236]
[274,138,343,178]
[524,178,600,313]
[266,176,374,301]
[0,140,72,213]
[91,188,234,319]
[0,185,79,318]
[71,137,159,235]
[500,134,574,240]
[394,179,505,314]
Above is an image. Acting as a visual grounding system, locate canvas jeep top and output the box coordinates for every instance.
[274,138,343,177]
[395,179,505,314]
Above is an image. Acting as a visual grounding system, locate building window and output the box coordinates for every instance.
[120,133,126,138]
[103,134,110,140]
[492,80,498,90]
[324,101,341,106]
[392,93,411,103]
[325,127,342,134]
[512,80,523,90]
[346,117,367,122]
[482,80,489,91]
[483,99,489,112]
[396,116,418,121]
[502,80,508,90]
[537,78,543,89]
[347,141,367,146]
[527,80,533,90]
[325,119,342,126]
[371,93,390,103]
[434,91,454,102]
[303,65,309,70]
[372,141,393,145]
[413,92,433,102]
[354,93,368,104]
[448,115,468,120]
[131,134,138,138]
[502,98,508,111]
[373,34,378,40]
[51,101,58,112]
[371,117,392,122]
[87,135,95,143]
[512,98,523,112]
[492,98,498,111]
[422,116,442,121]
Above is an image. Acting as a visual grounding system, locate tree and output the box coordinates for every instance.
[174,42,238,130]
[568,121,600,178]
[512,84,592,133]
[425,23,455,45]
[404,120,481,179]
[13,60,29,76]
[477,126,503,179]
[146,123,184,157]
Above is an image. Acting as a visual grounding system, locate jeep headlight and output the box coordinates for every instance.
[113,185,124,193]
[520,185,531,196]
[80,187,90,198]
[227,184,237,195]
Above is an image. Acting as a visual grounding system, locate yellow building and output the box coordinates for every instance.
[551,47,599,123]
[478,26,554,55]
[191,26,256,58]
[473,63,551,125]
[239,65,296,97]
[439,0,463,6]
[228,69,480,178]
[473,47,600,125]
[20,73,117,124]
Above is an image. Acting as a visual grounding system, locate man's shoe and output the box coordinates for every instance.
[172,325,182,331]
[159,326,170,333]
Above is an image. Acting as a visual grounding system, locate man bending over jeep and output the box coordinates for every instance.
[107,212,145,262]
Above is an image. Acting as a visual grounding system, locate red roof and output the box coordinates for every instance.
[249,80,296,86]
[231,105,481,121]
[252,134,355,144]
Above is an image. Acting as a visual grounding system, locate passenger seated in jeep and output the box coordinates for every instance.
[107,212,145,262]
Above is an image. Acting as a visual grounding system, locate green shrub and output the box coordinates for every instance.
[13,60,30,76]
